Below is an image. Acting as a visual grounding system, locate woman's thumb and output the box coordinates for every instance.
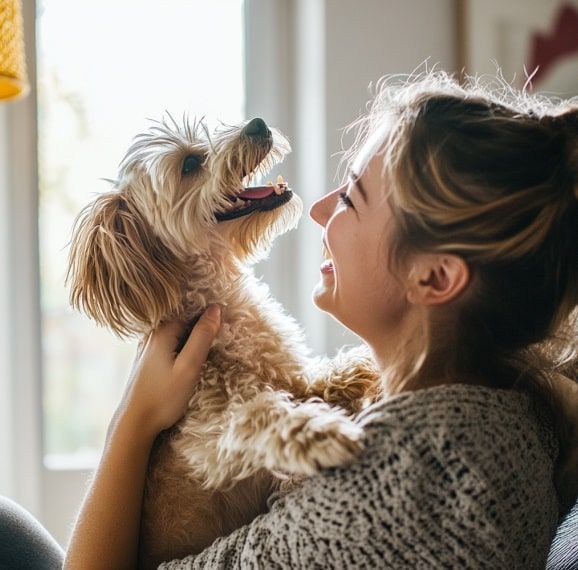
[203,304,222,326]
[192,304,221,342]
[177,305,221,369]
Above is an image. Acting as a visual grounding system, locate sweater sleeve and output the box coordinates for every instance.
[158,386,558,569]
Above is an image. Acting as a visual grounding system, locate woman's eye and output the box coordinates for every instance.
[338,191,354,209]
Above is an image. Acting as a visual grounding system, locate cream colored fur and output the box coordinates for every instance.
[67,116,381,568]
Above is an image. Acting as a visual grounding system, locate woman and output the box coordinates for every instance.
[9,70,578,568]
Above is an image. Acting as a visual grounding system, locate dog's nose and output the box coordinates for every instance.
[243,118,271,138]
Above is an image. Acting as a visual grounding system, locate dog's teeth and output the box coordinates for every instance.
[274,175,286,195]
[275,174,287,195]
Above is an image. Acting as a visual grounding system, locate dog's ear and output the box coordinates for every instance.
[67,192,186,337]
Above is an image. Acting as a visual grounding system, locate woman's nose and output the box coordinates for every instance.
[309,189,339,227]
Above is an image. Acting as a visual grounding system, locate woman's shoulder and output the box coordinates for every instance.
[357,382,558,489]
[268,383,559,567]
[364,381,532,422]
[362,382,552,441]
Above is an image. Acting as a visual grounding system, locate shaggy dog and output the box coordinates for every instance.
[67,116,380,568]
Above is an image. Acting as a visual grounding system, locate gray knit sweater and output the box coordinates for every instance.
[158,383,560,569]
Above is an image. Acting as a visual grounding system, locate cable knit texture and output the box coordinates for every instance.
[158,383,560,569]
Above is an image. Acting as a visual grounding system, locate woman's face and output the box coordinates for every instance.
[309,138,411,356]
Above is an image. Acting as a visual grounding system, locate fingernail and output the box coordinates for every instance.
[205,304,221,323]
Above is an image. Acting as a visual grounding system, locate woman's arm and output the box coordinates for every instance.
[64,305,222,570]
[64,411,154,570]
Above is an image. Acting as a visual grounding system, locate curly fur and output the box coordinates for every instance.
[67,115,382,568]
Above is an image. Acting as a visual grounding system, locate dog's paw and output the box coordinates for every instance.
[320,374,380,413]
[276,408,365,476]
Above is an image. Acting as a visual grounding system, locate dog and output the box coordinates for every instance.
[67,115,381,567]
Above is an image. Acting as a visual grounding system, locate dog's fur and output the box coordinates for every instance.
[67,116,381,567]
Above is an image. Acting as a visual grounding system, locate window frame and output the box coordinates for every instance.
[0,0,43,520]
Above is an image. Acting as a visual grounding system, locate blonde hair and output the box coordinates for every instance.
[343,69,578,513]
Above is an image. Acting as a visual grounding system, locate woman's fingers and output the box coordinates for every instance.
[174,305,222,377]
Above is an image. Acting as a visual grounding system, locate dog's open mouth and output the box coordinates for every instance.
[215,176,293,222]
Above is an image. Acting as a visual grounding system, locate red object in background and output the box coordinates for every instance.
[528,3,578,86]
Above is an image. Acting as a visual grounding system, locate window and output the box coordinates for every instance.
[37,0,246,467]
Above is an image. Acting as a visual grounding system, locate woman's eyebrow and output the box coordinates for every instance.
[348,168,368,204]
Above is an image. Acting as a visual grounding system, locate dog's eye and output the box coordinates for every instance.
[182,154,203,175]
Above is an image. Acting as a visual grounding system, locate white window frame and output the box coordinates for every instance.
[0,0,43,519]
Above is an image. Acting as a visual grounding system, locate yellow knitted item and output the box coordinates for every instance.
[0,0,28,101]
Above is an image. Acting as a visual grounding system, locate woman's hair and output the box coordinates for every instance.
[343,69,578,512]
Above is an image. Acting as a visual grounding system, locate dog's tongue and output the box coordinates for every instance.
[238,186,276,200]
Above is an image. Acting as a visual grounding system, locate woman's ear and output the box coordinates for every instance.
[67,192,186,337]
[406,254,470,306]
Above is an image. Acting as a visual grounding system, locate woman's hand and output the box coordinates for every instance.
[113,304,222,438]
[64,304,221,570]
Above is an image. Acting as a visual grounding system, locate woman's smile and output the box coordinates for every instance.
[320,259,334,274]
[320,241,334,274]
